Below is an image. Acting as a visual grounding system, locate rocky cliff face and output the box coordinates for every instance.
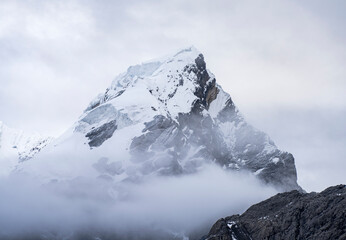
[18,46,300,191]
[203,184,346,240]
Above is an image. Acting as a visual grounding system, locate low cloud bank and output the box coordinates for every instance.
[0,164,277,239]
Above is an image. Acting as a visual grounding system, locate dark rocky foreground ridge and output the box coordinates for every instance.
[202,184,346,240]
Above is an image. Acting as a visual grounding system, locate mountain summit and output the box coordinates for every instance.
[19,47,300,191]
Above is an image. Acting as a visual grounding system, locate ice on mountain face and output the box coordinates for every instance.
[75,104,133,147]
[0,121,52,176]
[17,46,301,191]
[125,61,162,78]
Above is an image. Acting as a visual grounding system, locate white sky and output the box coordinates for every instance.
[0,0,345,192]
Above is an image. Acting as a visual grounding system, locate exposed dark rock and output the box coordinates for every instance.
[195,53,207,71]
[205,81,219,109]
[203,185,346,240]
[86,120,117,147]
[183,54,217,110]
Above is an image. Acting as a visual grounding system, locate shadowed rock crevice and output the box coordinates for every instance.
[184,54,219,110]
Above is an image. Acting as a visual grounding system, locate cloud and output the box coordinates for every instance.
[246,107,346,192]
[0,164,276,238]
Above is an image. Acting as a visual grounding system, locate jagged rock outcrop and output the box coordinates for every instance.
[203,185,346,240]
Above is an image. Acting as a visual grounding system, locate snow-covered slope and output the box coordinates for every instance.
[18,47,300,191]
[0,121,52,177]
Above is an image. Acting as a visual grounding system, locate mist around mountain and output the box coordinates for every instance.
[0,165,278,240]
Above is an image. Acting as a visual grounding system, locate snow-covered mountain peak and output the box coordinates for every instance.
[85,46,216,122]
[18,48,301,191]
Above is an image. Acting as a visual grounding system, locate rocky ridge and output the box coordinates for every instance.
[203,185,346,240]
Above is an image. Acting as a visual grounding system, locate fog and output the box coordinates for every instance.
[0,164,276,239]
[246,107,346,192]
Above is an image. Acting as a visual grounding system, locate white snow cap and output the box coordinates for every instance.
[85,46,210,120]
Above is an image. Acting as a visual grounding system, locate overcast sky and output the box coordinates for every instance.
[0,0,345,192]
